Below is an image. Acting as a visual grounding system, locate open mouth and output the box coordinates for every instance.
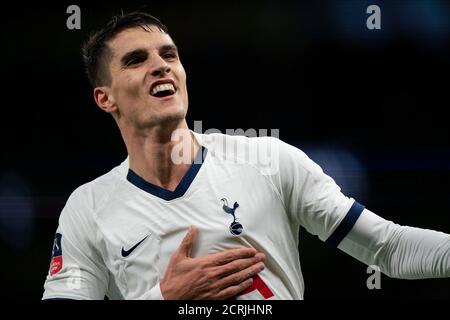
[150,81,176,98]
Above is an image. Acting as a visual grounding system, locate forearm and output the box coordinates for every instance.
[338,209,450,279]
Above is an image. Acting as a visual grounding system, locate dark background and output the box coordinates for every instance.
[1,0,449,299]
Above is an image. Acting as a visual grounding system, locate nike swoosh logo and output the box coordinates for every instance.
[121,235,150,257]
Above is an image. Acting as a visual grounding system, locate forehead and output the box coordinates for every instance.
[107,26,175,61]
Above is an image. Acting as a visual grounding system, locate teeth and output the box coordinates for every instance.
[151,83,175,96]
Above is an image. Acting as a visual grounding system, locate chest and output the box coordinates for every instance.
[98,166,288,298]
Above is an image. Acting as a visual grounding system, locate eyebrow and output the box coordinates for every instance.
[119,44,179,65]
[160,44,178,52]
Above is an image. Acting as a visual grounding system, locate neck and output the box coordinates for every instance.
[122,120,199,191]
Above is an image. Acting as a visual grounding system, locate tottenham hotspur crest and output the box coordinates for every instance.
[221,198,243,235]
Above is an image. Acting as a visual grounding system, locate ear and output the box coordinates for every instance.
[93,86,117,114]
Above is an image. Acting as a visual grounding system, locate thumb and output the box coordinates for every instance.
[177,225,197,258]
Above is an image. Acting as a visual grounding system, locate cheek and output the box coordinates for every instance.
[174,63,187,83]
[114,75,142,102]
[176,66,188,96]
[124,76,142,98]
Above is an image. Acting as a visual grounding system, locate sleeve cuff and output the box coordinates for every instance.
[139,282,164,300]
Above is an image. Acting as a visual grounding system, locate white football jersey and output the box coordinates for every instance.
[42,132,362,300]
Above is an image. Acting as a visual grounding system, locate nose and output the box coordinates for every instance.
[150,54,171,77]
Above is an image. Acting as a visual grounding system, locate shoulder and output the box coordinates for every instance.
[194,131,322,177]
[62,158,128,219]
[194,131,279,161]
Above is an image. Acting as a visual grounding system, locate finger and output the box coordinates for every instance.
[203,247,257,266]
[177,225,197,258]
[212,253,265,278]
[215,262,265,290]
[215,278,254,300]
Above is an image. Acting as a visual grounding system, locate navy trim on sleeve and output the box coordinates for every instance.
[325,201,365,248]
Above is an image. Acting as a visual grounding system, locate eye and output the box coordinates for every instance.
[162,52,177,60]
[126,56,146,66]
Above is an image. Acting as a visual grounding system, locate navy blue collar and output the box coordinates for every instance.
[127,146,207,201]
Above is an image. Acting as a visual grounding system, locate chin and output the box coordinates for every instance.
[152,108,187,128]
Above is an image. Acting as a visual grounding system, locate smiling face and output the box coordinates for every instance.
[94,25,188,134]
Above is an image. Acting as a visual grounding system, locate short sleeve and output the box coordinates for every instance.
[273,139,356,242]
[42,189,109,300]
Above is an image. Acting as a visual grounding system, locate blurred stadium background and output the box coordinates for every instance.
[1,0,449,299]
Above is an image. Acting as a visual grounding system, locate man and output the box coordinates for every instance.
[42,12,449,300]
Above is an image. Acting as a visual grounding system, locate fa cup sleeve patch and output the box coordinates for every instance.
[49,233,63,276]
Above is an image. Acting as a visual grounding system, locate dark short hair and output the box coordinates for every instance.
[81,12,168,88]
